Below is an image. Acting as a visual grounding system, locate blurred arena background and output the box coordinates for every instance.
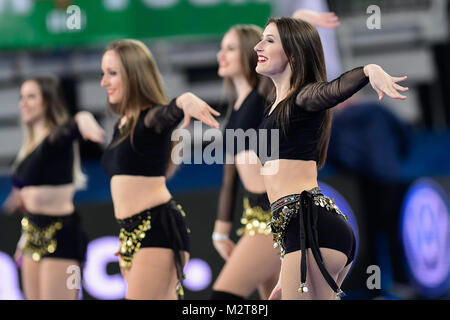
[0,0,449,300]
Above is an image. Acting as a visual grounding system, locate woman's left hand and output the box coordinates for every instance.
[292,9,340,29]
[75,111,106,144]
[176,93,220,129]
[364,64,408,101]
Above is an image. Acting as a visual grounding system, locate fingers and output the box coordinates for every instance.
[393,75,408,83]
[374,88,384,100]
[198,110,219,128]
[393,83,409,92]
[207,105,221,117]
[385,89,407,100]
[180,115,191,129]
[320,12,340,28]
[85,130,105,144]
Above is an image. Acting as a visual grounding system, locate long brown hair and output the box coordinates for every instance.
[15,75,86,188]
[223,25,272,118]
[105,39,178,178]
[267,17,331,169]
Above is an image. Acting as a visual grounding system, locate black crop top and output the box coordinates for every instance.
[12,119,80,189]
[101,99,184,178]
[257,67,369,165]
[217,89,267,222]
[224,89,267,156]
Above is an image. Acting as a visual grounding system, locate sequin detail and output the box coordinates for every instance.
[269,187,348,258]
[21,217,63,262]
[118,214,151,270]
[237,197,272,236]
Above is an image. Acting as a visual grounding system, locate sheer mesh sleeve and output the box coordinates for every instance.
[296,67,369,112]
[144,98,184,133]
[48,118,80,147]
[216,163,239,222]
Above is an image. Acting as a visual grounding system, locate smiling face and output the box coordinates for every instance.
[254,23,290,78]
[19,80,46,125]
[217,29,243,79]
[101,49,125,105]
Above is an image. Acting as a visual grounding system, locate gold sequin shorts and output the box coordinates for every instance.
[237,190,272,236]
[20,211,87,263]
[116,199,190,299]
[269,187,355,298]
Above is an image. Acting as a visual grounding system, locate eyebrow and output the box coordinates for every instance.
[263,34,275,37]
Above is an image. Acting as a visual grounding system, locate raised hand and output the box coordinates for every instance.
[75,111,106,144]
[292,9,340,29]
[364,64,408,101]
[213,238,235,261]
[212,220,234,260]
[176,93,220,129]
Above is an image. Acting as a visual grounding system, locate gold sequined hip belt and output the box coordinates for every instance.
[237,190,272,236]
[269,187,348,299]
[116,199,190,300]
[20,213,76,262]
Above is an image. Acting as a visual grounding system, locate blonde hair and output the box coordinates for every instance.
[105,39,179,178]
[222,25,273,118]
[15,76,86,189]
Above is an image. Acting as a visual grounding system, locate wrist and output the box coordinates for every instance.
[214,219,232,234]
[175,93,188,110]
[212,232,229,241]
[75,111,88,122]
[363,64,379,77]
[292,9,306,19]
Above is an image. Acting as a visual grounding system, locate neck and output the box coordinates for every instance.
[270,65,293,105]
[232,75,253,102]
[30,118,49,143]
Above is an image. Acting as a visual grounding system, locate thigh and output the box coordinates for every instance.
[213,234,281,297]
[22,256,40,300]
[40,258,80,300]
[257,270,280,300]
[281,248,347,300]
[125,247,189,300]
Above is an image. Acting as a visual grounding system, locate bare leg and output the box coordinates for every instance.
[336,262,353,287]
[22,256,40,300]
[257,270,280,300]
[40,258,80,300]
[281,248,348,300]
[124,247,189,300]
[213,234,281,298]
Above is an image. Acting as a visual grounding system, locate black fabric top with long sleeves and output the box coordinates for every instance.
[101,99,184,178]
[216,89,267,222]
[224,89,267,156]
[257,67,369,165]
[12,119,80,189]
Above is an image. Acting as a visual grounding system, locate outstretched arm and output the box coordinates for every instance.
[1,188,22,215]
[296,65,407,112]
[144,93,220,132]
[74,111,105,144]
[176,92,220,129]
[49,112,105,146]
[293,9,340,29]
[212,163,239,261]
[363,64,408,101]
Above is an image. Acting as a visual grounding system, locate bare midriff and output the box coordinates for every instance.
[262,159,318,204]
[20,184,75,215]
[110,175,172,220]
